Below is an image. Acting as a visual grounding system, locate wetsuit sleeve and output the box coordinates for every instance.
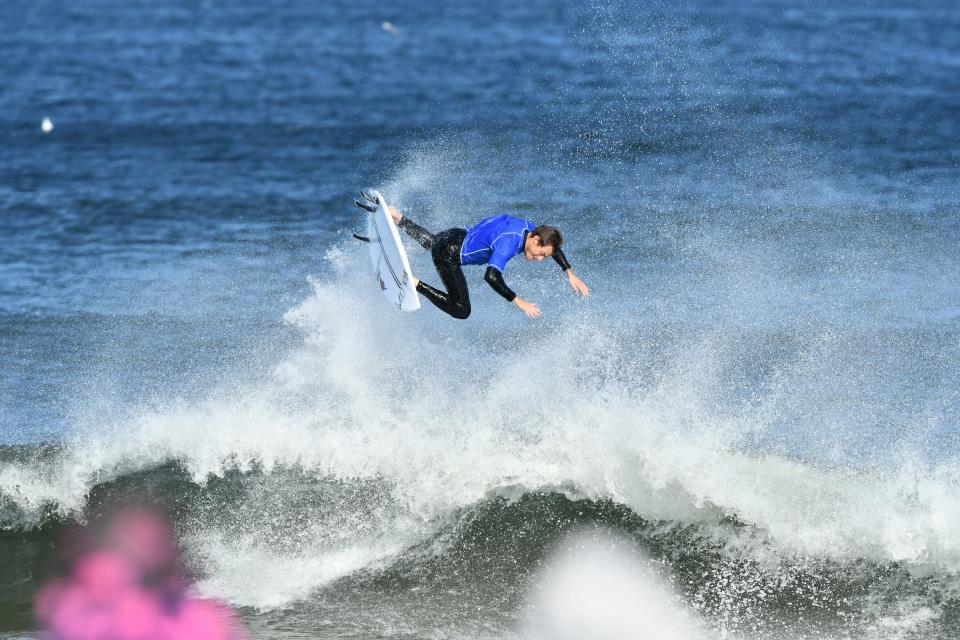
[552,247,571,271]
[484,267,517,301]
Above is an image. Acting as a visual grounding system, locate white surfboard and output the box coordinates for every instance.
[365,190,420,311]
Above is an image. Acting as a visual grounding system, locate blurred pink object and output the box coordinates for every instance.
[35,507,248,640]
[74,552,138,602]
[163,599,241,640]
[105,510,178,575]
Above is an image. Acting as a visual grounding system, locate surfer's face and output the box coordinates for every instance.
[524,236,555,261]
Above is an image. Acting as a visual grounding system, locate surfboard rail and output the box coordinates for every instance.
[364,190,421,311]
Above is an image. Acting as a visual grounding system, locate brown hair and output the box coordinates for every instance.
[531,225,563,249]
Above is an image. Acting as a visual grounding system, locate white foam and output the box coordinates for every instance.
[3,234,959,610]
[189,531,410,610]
[519,529,707,640]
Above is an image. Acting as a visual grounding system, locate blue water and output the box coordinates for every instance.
[2,1,960,638]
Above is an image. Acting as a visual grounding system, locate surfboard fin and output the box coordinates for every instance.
[354,199,377,213]
[352,233,371,243]
[360,190,380,205]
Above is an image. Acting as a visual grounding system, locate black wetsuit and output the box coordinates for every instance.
[398,217,571,320]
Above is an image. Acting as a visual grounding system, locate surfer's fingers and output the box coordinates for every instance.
[569,277,590,296]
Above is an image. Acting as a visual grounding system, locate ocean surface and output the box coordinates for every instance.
[2,0,959,638]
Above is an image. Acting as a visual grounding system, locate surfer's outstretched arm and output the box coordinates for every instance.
[484,267,516,301]
[550,248,590,297]
[564,268,590,296]
[512,296,542,317]
[483,267,541,317]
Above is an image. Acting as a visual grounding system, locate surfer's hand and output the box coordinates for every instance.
[566,270,590,297]
[386,205,403,224]
[513,297,542,318]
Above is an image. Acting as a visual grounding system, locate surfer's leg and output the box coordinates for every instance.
[417,266,470,319]
[415,228,471,320]
[415,279,470,320]
[397,218,435,251]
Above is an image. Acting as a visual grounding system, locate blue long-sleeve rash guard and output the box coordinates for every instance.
[460,215,534,270]
[459,215,570,301]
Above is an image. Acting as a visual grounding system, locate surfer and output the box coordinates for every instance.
[357,192,589,319]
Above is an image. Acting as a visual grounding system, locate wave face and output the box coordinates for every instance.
[3,247,960,638]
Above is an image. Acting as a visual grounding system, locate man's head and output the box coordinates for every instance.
[524,225,563,261]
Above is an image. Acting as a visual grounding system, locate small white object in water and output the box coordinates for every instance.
[41,117,54,133]
[382,21,398,35]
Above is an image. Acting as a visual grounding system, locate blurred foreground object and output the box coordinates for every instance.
[35,508,248,640]
[523,529,706,640]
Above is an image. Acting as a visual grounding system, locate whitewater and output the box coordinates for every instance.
[4,182,960,636]
[4,0,960,638]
